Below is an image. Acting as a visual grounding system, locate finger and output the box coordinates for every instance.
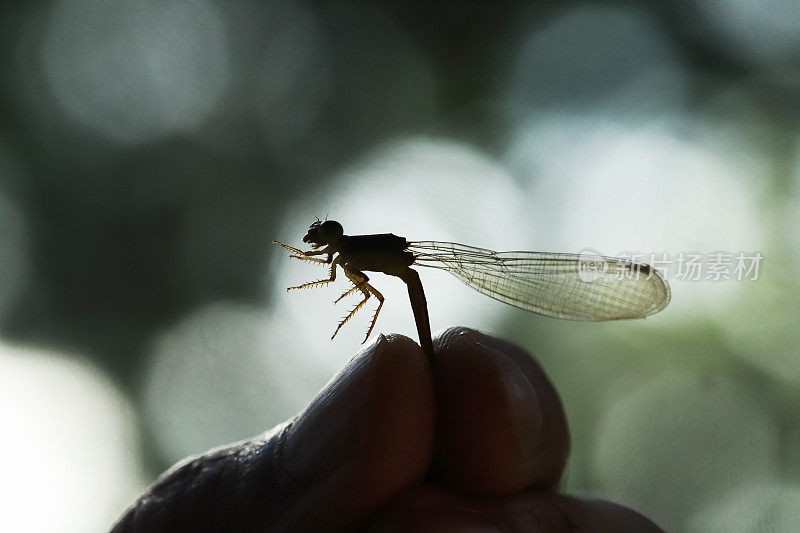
[274,333,435,529]
[431,327,570,494]
[368,485,664,533]
[112,334,435,532]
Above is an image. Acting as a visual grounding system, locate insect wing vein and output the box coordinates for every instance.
[408,241,670,321]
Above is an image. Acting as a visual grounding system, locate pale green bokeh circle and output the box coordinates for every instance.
[594,373,778,528]
[689,483,800,533]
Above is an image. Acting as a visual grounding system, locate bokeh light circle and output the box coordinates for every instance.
[507,113,767,320]
[271,137,531,359]
[594,373,778,529]
[0,342,144,533]
[507,4,688,116]
[143,302,329,462]
[689,483,800,532]
[42,0,230,144]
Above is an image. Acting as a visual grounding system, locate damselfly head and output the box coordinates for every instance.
[303,219,343,248]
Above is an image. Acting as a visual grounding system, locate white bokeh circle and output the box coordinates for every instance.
[42,0,230,144]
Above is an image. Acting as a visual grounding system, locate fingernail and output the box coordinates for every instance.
[279,334,386,483]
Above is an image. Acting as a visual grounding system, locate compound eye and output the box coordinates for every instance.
[319,220,343,241]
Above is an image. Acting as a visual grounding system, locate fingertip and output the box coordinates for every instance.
[431,327,570,494]
[282,331,434,471]
[381,332,425,359]
[360,332,435,476]
[276,332,435,527]
[346,332,436,519]
[432,326,484,354]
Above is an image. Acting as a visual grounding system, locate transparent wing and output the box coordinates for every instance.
[409,241,670,321]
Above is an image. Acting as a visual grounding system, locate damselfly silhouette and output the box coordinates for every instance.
[274,219,670,362]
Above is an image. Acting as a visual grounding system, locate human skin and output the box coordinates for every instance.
[112,327,663,532]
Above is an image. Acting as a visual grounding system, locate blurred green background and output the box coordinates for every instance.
[1,1,799,531]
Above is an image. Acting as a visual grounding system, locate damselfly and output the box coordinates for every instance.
[274,219,670,362]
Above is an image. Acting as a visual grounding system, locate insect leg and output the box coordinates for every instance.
[331,269,371,339]
[273,241,332,262]
[290,255,330,264]
[273,240,305,255]
[361,283,384,343]
[287,257,340,291]
[334,285,359,303]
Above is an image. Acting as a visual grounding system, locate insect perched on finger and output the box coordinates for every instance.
[274,219,670,364]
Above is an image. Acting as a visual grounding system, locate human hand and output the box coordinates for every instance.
[112,327,663,532]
